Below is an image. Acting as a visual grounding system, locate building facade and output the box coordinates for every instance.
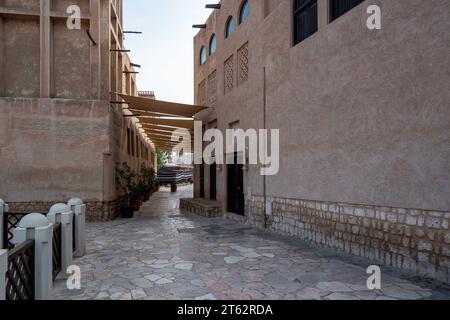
[193,0,450,282]
[0,0,156,221]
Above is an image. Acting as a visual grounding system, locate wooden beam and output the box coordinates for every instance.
[150,137,191,144]
[141,123,194,134]
[144,130,190,138]
[138,117,195,130]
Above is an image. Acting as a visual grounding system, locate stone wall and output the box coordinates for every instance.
[7,200,119,222]
[180,198,222,218]
[246,195,450,283]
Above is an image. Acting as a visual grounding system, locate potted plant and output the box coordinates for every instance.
[141,164,156,200]
[116,162,136,219]
[153,179,160,193]
[131,180,146,212]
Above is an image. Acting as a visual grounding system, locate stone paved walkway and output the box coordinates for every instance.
[54,185,450,300]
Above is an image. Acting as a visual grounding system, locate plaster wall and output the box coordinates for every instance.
[194,0,450,212]
[0,98,109,202]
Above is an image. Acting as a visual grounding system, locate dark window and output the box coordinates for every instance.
[200,46,207,65]
[209,34,217,55]
[293,0,318,46]
[239,0,250,24]
[330,0,365,22]
[225,16,235,38]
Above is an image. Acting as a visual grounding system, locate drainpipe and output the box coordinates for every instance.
[263,67,267,230]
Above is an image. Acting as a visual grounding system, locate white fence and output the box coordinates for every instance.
[0,198,86,300]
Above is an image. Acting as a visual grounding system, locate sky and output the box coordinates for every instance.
[123,0,212,104]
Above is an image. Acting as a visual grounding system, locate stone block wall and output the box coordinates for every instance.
[7,200,119,222]
[180,198,222,218]
[246,195,450,283]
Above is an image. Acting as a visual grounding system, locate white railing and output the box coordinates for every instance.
[0,198,86,300]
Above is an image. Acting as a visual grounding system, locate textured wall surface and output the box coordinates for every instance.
[0,98,110,202]
[192,0,450,281]
[246,196,450,282]
[194,0,450,212]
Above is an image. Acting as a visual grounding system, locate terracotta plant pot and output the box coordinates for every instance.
[120,206,134,219]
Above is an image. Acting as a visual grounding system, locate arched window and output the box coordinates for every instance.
[225,16,235,38]
[209,34,217,55]
[200,46,207,65]
[239,0,250,24]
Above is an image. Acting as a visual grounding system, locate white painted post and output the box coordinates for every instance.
[13,213,53,300]
[68,198,86,257]
[0,249,7,300]
[48,204,73,279]
[0,199,5,249]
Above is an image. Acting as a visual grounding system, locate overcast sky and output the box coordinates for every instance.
[123,0,212,104]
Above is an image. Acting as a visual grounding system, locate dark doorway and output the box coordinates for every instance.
[210,162,217,200]
[227,152,245,215]
[200,163,205,198]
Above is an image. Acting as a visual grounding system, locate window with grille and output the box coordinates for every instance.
[224,55,234,94]
[330,0,365,22]
[293,0,318,46]
[198,80,207,105]
[208,71,217,104]
[238,43,249,85]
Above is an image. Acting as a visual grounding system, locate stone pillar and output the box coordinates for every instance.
[40,0,51,97]
[68,198,86,257]
[13,213,53,300]
[0,198,6,249]
[318,0,329,29]
[48,204,73,279]
[0,249,7,300]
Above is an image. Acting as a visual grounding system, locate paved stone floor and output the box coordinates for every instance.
[54,185,450,300]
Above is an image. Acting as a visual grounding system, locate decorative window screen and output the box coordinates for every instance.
[224,55,234,94]
[198,79,207,105]
[238,43,249,85]
[208,71,217,104]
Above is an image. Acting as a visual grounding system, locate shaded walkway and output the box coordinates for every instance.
[54,186,450,300]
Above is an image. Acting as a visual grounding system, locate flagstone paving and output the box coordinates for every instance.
[53,185,450,300]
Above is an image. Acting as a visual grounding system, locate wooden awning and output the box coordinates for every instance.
[141,124,194,135]
[138,117,195,130]
[116,92,206,149]
[118,93,207,118]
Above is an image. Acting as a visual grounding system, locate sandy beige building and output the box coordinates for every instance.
[0,0,156,220]
[192,0,450,282]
